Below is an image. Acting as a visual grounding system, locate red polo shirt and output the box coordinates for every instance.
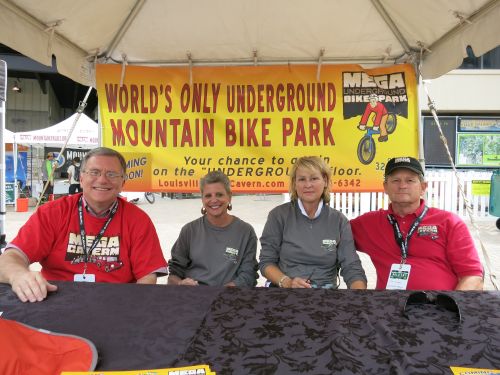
[350,200,483,290]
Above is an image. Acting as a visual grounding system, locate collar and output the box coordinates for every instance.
[83,197,119,218]
[388,199,426,219]
[298,198,323,219]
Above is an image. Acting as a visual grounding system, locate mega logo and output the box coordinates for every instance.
[342,71,409,120]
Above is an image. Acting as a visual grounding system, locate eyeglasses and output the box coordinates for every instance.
[403,291,461,324]
[83,169,124,180]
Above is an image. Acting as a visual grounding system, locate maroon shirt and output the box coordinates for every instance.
[351,200,483,290]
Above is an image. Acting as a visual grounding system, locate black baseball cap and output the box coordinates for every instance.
[384,157,424,177]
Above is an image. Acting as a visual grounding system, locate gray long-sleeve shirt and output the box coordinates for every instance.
[259,202,367,288]
[169,216,258,287]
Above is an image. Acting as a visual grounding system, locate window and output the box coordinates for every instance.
[459,45,500,69]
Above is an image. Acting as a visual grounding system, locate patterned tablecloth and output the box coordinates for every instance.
[1,282,499,374]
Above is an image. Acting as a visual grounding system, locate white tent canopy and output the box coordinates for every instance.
[4,128,14,143]
[14,113,98,148]
[1,0,500,86]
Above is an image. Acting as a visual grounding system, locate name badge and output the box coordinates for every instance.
[386,264,411,290]
[74,273,96,283]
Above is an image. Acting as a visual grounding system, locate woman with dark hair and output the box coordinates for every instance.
[259,156,367,289]
[168,171,258,287]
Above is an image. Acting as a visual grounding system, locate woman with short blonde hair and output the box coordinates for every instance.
[288,156,332,204]
[259,156,367,289]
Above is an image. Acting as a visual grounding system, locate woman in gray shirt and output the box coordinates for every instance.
[259,156,367,289]
[168,171,258,287]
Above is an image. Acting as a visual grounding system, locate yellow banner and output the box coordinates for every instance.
[450,366,500,374]
[63,364,216,374]
[96,64,419,193]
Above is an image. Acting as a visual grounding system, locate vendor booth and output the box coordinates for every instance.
[12,113,98,198]
[1,1,500,373]
[3,129,27,205]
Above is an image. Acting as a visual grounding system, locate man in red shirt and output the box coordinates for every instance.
[0,147,167,302]
[351,157,483,290]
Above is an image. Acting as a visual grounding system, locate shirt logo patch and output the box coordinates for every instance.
[66,232,123,272]
[418,225,439,239]
[224,247,239,263]
[321,239,337,252]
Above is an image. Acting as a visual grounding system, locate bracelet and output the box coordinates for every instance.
[278,275,290,288]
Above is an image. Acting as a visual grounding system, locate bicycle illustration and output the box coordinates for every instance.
[357,113,397,165]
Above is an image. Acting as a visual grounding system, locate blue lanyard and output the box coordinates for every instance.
[387,206,428,263]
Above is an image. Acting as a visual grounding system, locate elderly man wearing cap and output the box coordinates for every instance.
[351,156,483,291]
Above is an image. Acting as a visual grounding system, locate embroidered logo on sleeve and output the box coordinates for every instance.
[321,239,337,252]
[224,247,239,263]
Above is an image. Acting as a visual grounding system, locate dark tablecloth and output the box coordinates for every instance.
[1,282,499,374]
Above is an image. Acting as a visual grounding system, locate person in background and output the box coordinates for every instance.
[67,156,82,195]
[350,156,483,291]
[0,147,168,303]
[259,156,367,289]
[41,152,55,199]
[168,171,258,287]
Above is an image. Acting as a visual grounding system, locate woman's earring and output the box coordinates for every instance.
[201,207,207,215]
[227,203,232,211]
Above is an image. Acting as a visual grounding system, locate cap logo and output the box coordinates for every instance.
[394,157,410,163]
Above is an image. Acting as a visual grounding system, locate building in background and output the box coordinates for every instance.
[419,45,500,170]
[0,44,97,133]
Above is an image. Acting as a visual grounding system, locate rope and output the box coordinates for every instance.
[44,20,63,57]
[36,87,94,209]
[419,48,498,290]
[316,49,325,82]
[120,54,128,87]
[187,52,193,87]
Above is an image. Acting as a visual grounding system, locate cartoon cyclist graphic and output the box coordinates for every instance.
[357,93,389,142]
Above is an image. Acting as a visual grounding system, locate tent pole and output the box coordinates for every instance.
[30,145,33,197]
[97,102,102,146]
[35,86,93,208]
[13,141,18,206]
[417,74,425,171]
[415,52,426,172]
[0,60,7,248]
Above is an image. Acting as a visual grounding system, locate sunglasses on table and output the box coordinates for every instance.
[402,291,462,324]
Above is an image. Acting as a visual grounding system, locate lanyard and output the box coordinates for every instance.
[387,206,428,263]
[78,196,118,274]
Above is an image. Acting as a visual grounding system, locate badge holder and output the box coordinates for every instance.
[74,264,95,283]
[386,262,411,290]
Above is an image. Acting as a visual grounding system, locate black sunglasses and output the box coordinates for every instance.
[403,291,462,324]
